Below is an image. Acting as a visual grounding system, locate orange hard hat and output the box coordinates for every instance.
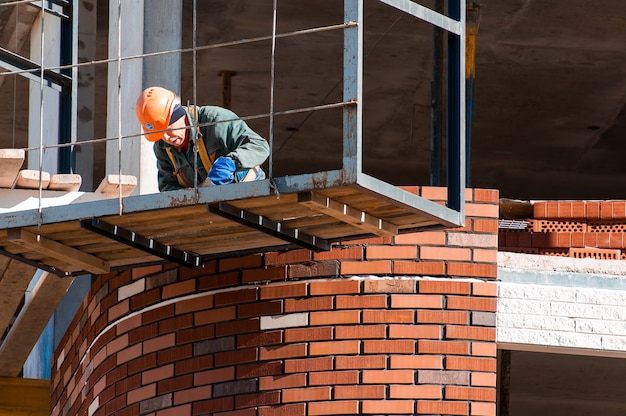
[135,86,177,142]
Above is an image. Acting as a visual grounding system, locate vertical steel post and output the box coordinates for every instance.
[446,0,465,213]
[343,0,363,183]
[430,0,444,187]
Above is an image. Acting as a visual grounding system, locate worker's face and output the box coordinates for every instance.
[162,115,187,149]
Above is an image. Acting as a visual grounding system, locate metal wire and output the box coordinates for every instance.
[37,0,45,229]
[268,0,278,179]
[116,0,123,212]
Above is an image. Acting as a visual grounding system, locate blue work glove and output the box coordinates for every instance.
[208,156,236,185]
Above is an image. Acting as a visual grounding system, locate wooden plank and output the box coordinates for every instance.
[0,149,24,188]
[15,170,50,189]
[95,174,137,198]
[298,191,399,237]
[48,174,82,191]
[0,377,50,416]
[7,229,110,274]
[0,259,37,336]
[0,272,75,377]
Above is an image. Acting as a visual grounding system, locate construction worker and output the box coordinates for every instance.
[135,86,270,191]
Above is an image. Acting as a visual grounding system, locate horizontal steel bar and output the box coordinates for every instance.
[80,218,203,268]
[0,47,71,93]
[0,247,73,277]
[208,202,331,252]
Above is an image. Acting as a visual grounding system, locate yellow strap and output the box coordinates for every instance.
[165,147,186,187]
[189,105,214,172]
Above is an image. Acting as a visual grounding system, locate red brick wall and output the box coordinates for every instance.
[50,187,498,416]
[500,200,626,259]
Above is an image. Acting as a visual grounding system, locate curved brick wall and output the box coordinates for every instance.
[50,187,499,416]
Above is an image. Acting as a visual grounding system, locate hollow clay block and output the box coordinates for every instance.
[49,174,82,192]
[15,169,51,189]
[0,149,25,188]
[95,174,137,198]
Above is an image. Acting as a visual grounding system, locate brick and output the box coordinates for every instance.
[388,324,441,340]
[310,279,360,295]
[473,218,498,233]
[238,331,283,348]
[144,333,176,354]
[419,186,448,200]
[447,262,497,278]
[309,370,359,385]
[390,355,443,370]
[472,282,497,297]
[417,400,469,415]
[362,309,414,324]
[285,326,333,343]
[471,372,497,387]
[259,374,307,390]
[198,271,240,291]
[340,260,392,275]
[366,245,418,259]
[362,400,415,414]
[178,261,216,280]
[310,310,360,325]
[288,262,339,279]
[264,249,312,265]
[161,314,193,339]
[417,310,469,325]
[157,345,193,366]
[214,348,258,367]
[471,402,497,416]
[242,266,287,283]
[195,306,236,325]
[162,280,196,299]
[393,261,446,275]
[284,296,333,313]
[335,355,386,369]
[126,384,156,404]
[309,340,360,356]
[447,296,497,312]
[157,374,193,396]
[418,280,471,295]
[445,386,496,402]
[192,397,233,414]
[132,265,164,280]
[258,403,305,416]
[215,318,260,337]
[391,294,443,309]
[313,246,363,261]
[219,254,263,272]
[336,294,387,309]
[261,282,307,300]
[445,325,496,341]
[420,246,471,261]
[471,342,497,357]
[307,400,359,415]
[282,387,331,403]
[334,385,385,400]
[215,288,258,306]
[239,300,283,318]
[235,391,281,409]
[117,344,142,364]
[335,325,386,340]
[260,312,308,330]
[389,385,442,399]
[260,343,307,360]
[446,357,497,372]
[473,248,498,263]
[418,340,469,355]
[363,280,416,293]
[142,365,174,385]
[236,361,283,379]
[194,367,235,386]
[362,370,414,384]
[473,189,498,203]
[363,340,415,354]
[465,203,499,218]
[418,369,469,385]
[284,357,333,373]
[176,295,214,314]
[394,231,446,245]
